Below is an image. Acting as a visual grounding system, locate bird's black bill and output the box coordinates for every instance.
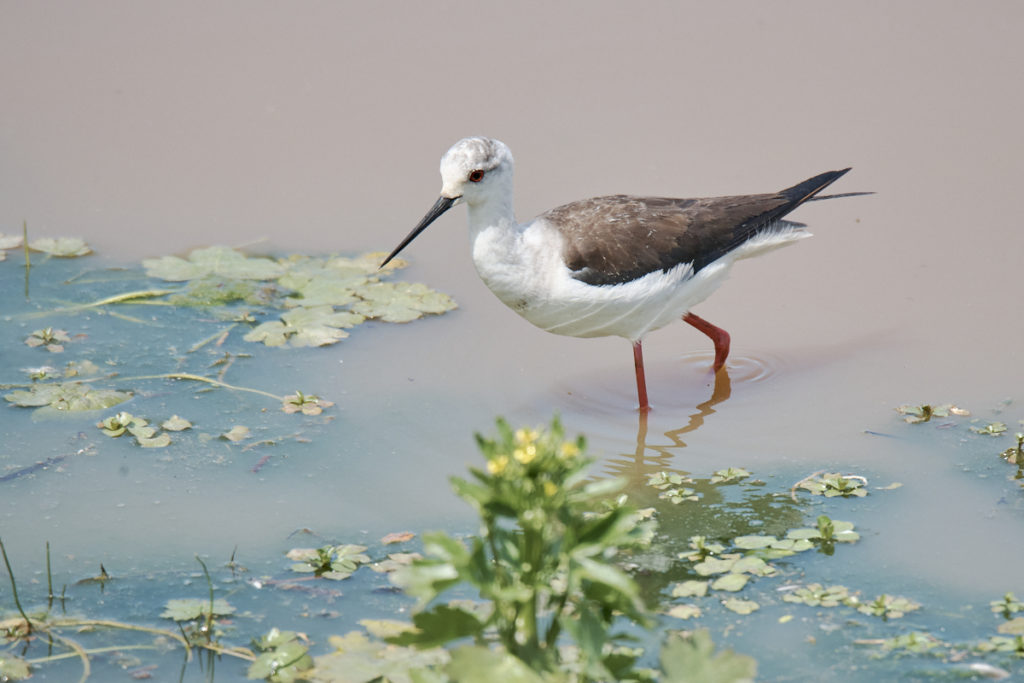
[380,195,457,268]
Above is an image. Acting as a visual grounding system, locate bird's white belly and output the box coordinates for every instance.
[472,233,729,341]
[471,221,810,342]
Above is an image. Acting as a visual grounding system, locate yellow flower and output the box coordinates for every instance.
[543,481,558,497]
[559,442,580,458]
[487,455,509,475]
[513,444,537,464]
[514,428,539,445]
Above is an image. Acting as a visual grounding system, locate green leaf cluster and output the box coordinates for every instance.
[388,417,654,680]
[796,473,867,498]
[97,411,174,448]
[286,544,370,580]
[5,382,131,412]
[647,471,698,504]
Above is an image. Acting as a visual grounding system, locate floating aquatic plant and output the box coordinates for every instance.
[5,382,131,412]
[28,236,92,257]
[896,403,970,423]
[710,467,751,484]
[281,391,334,416]
[286,544,370,580]
[850,593,921,619]
[722,597,759,615]
[781,583,852,608]
[24,327,71,352]
[161,415,193,431]
[143,245,284,281]
[97,411,172,448]
[991,592,1024,618]
[795,472,868,498]
[647,470,699,503]
[664,603,703,620]
[349,281,457,323]
[161,597,236,622]
[970,421,1008,436]
[677,535,726,562]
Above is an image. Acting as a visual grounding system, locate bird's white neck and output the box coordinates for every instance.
[465,193,517,240]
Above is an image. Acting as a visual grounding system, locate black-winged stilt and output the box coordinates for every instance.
[383,137,858,411]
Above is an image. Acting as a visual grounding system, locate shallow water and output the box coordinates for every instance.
[3,2,1024,681]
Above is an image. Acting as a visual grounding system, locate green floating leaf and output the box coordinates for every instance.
[710,467,751,484]
[168,276,276,307]
[162,415,193,431]
[137,432,172,448]
[286,544,370,580]
[143,245,284,281]
[732,535,777,550]
[658,487,699,504]
[64,359,101,377]
[28,236,92,257]
[222,425,251,442]
[711,573,749,592]
[991,592,1024,617]
[722,598,759,615]
[781,583,852,608]
[0,655,31,681]
[25,327,71,352]
[369,552,422,574]
[0,233,24,250]
[671,580,709,598]
[6,382,131,412]
[161,597,235,621]
[879,631,943,653]
[659,629,756,683]
[664,604,702,620]
[855,594,920,619]
[997,617,1024,635]
[796,472,867,498]
[647,471,691,489]
[358,619,417,640]
[693,557,738,576]
[970,421,1007,436]
[897,403,970,423]
[244,306,364,347]
[281,391,334,415]
[350,281,457,323]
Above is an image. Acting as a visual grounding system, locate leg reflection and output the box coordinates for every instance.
[603,366,732,485]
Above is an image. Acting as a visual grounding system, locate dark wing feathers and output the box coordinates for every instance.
[547,169,851,286]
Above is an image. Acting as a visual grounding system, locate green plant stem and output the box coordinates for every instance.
[0,536,33,634]
[22,288,179,319]
[49,631,90,683]
[189,324,237,353]
[130,372,284,401]
[196,555,215,644]
[27,643,168,665]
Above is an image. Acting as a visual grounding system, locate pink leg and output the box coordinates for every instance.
[683,312,731,372]
[632,340,650,413]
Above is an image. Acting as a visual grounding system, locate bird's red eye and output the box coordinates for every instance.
[469,170,485,182]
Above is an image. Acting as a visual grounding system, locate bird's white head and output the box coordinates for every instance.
[380,137,514,268]
[439,137,514,207]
